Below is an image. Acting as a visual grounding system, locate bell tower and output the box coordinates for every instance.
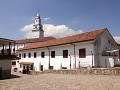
[32,11,44,38]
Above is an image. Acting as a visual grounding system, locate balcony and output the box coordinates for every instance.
[102,49,119,56]
[0,54,20,60]
[0,49,20,60]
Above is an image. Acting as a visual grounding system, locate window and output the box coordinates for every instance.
[51,51,55,58]
[41,52,45,58]
[12,61,16,65]
[19,54,21,58]
[28,53,31,58]
[79,48,86,58]
[108,40,110,44]
[63,50,68,58]
[34,52,37,58]
[23,53,26,58]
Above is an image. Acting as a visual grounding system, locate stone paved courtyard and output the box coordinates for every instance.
[0,71,120,90]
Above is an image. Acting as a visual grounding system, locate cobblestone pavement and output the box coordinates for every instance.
[0,71,120,90]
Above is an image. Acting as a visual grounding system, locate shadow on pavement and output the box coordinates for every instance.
[10,74,21,79]
[0,74,21,80]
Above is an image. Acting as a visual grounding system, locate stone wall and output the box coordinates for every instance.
[29,70,43,75]
[46,68,120,75]
[30,68,120,75]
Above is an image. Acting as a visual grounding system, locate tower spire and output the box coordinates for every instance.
[32,10,44,38]
[37,9,40,17]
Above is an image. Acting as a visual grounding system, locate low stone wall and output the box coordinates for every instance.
[43,68,120,75]
[29,70,43,75]
[29,68,120,75]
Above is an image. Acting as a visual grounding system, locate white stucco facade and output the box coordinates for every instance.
[17,41,94,71]
[16,29,119,72]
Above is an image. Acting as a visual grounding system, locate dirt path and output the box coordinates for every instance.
[0,71,120,90]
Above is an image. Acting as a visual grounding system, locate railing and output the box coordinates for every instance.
[0,54,20,60]
[0,49,16,55]
[0,52,13,55]
[102,50,118,56]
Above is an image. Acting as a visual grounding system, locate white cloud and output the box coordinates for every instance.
[20,23,84,39]
[43,24,84,38]
[43,17,50,21]
[114,36,120,44]
[20,23,34,32]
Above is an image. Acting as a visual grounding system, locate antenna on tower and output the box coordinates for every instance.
[38,9,39,13]
[37,9,40,16]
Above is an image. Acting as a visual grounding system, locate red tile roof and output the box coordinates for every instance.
[19,28,106,51]
[19,62,33,65]
[0,38,15,45]
[15,36,56,44]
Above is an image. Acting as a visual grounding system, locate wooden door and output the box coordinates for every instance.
[41,65,43,71]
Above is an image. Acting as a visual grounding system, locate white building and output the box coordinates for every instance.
[17,28,120,72]
[11,37,55,69]
[0,38,19,79]
[11,13,55,69]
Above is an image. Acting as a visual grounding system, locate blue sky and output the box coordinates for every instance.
[0,0,120,42]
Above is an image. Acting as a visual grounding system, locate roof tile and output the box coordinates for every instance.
[19,28,106,51]
[15,36,56,44]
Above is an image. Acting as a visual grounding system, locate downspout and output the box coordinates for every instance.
[119,49,120,61]
[92,41,96,68]
[47,47,50,69]
[71,43,76,69]
[91,51,93,67]
[69,54,71,69]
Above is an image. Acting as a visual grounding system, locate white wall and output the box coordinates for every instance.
[97,31,119,67]
[17,41,94,71]
[75,42,94,68]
